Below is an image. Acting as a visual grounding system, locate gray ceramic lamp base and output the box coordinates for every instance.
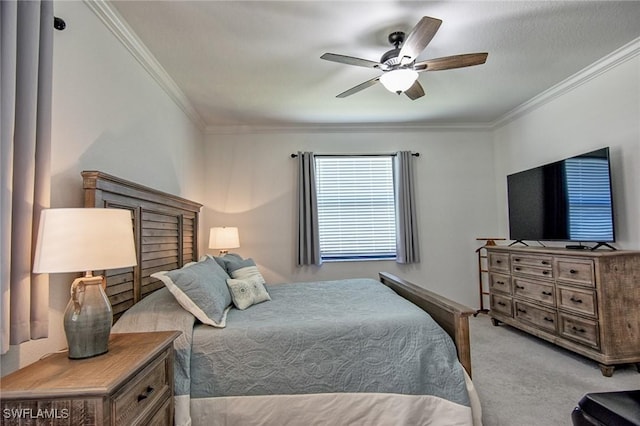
[63,276,113,359]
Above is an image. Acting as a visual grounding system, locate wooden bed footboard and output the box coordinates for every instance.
[378,272,474,378]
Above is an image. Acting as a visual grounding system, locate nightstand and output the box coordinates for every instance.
[1,331,180,425]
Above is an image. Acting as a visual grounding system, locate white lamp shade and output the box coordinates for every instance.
[209,227,240,250]
[33,208,137,273]
[379,69,419,93]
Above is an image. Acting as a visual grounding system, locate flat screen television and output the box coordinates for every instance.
[507,147,615,246]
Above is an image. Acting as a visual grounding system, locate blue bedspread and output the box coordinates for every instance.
[191,278,469,405]
[113,278,471,425]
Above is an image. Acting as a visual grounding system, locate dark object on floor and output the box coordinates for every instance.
[572,390,640,426]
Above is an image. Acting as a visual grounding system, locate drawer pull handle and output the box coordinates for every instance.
[570,297,583,304]
[514,267,521,271]
[543,317,554,322]
[571,326,586,333]
[496,260,502,264]
[542,271,549,275]
[541,261,549,265]
[137,385,155,402]
[514,258,521,262]
[517,308,527,314]
[569,269,577,274]
[541,291,552,296]
[497,301,506,306]
[515,285,525,290]
[496,281,504,285]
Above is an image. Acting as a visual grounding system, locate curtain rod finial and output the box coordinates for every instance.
[54,17,66,31]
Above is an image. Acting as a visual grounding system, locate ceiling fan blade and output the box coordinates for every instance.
[414,53,488,71]
[336,76,380,98]
[321,53,382,69]
[404,81,425,100]
[398,16,442,65]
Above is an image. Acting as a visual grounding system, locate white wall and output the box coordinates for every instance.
[0,1,205,375]
[204,128,498,308]
[493,53,640,249]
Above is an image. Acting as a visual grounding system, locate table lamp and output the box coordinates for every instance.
[33,208,137,359]
[209,226,240,255]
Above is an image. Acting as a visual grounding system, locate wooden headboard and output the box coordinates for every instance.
[82,171,202,321]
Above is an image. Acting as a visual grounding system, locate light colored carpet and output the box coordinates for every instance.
[469,313,639,426]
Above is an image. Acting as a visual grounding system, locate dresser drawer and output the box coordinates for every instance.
[113,349,171,425]
[490,294,513,317]
[511,263,553,279]
[489,273,511,295]
[514,301,557,333]
[146,397,172,426]
[511,254,553,268]
[560,314,599,349]
[557,286,597,318]
[513,278,555,307]
[488,252,510,273]
[556,258,595,287]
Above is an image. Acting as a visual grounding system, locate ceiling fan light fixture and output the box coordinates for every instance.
[379,69,419,94]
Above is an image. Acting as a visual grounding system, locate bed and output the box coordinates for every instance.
[82,171,481,426]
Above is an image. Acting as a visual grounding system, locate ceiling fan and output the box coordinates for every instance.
[320,16,488,100]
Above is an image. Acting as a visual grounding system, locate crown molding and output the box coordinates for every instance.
[83,0,206,131]
[492,36,640,129]
[205,122,494,135]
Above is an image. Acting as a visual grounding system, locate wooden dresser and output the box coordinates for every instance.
[0,331,180,425]
[486,246,640,376]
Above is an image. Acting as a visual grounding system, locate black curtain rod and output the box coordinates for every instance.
[290,152,419,158]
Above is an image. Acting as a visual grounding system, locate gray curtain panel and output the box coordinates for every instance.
[1,0,53,354]
[296,152,321,266]
[394,151,420,264]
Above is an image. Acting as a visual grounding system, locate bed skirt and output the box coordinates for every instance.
[188,371,482,426]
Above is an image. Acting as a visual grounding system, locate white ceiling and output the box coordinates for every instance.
[109,1,640,128]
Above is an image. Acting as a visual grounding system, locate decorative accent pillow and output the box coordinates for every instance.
[226,276,271,310]
[222,256,266,283]
[151,256,232,327]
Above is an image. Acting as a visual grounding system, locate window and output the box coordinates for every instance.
[314,156,396,261]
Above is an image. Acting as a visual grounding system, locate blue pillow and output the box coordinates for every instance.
[211,253,266,283]
[152,256,232,327]
[209,253,243,273]
[223,256,266,283]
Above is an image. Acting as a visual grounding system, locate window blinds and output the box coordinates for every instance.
[314,156,396,260]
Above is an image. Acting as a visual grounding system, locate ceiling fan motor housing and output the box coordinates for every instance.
[380,32,407,68]
[380,48,401,66]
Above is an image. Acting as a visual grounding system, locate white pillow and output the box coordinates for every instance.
[226,276,271,310]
